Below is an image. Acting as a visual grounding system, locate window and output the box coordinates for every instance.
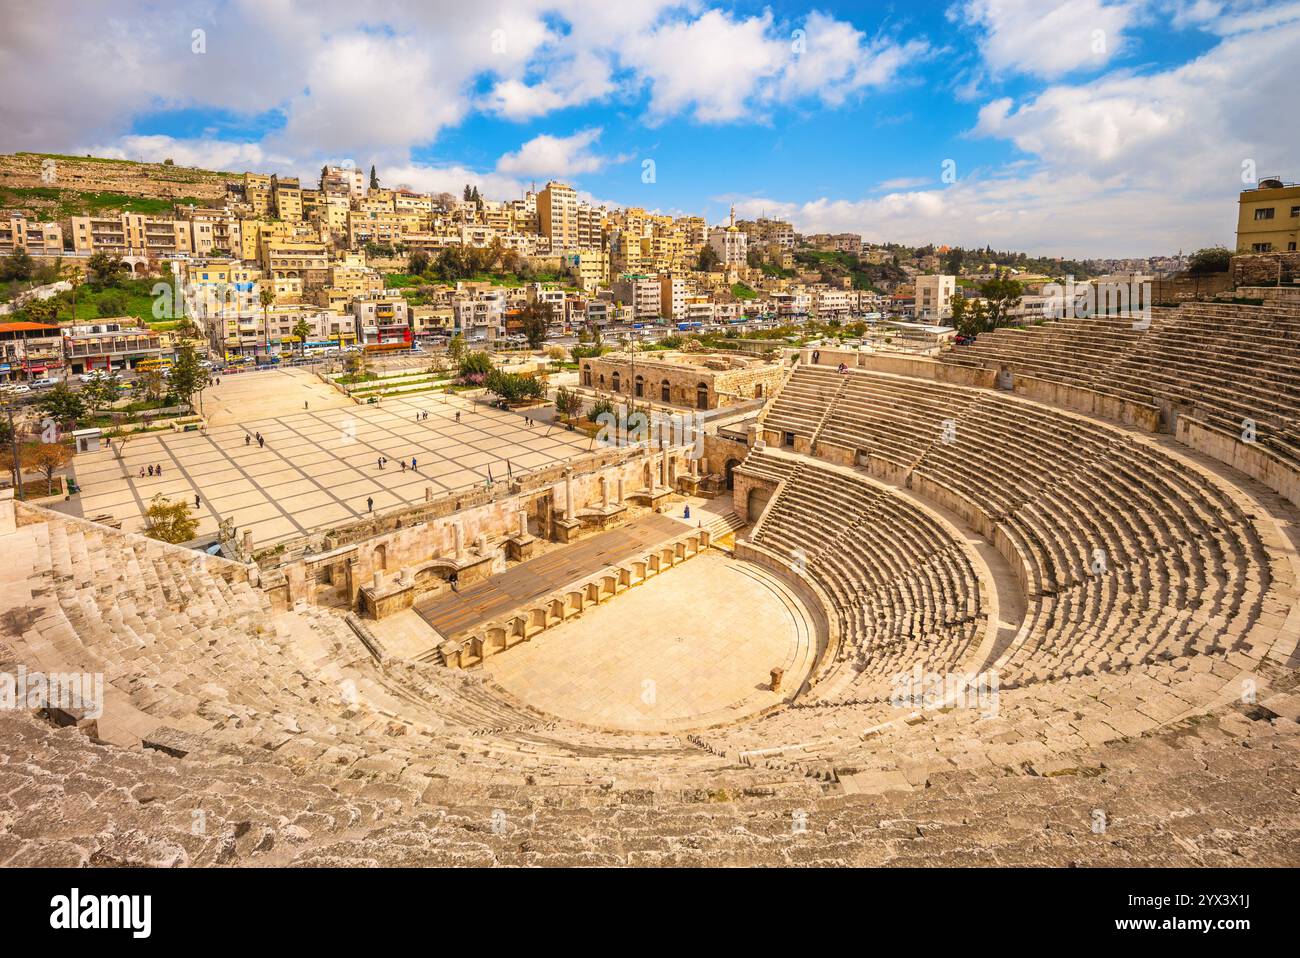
[1254,207,1276,220]
[1290,243,1298,252]
[1291,206,1300,217]
[661,380,670,403]
[1252,243,1274,252]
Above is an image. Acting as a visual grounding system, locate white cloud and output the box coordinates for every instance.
[953,0,1141,78]
[738,14,1300,257]
[496,128,612,177]
[75,135,296,174]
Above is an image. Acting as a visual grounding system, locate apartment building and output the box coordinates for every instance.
[63,321,164,374]
[0,214,63,257]
[208,306,356,360]
[0,321,64,382]
[70,213,194,257]
[1236,176,1300,253]
[914,274,957,321]
[261,240,330,286]
[812,287,852,318]
[659,275,688,320]
[319,164,367,199]
[563,250,609,291]
[176,207,243,257]
[612,275,662,321]
[538,181,580,252]
[452,286,506,342]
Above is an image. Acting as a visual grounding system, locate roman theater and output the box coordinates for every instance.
[2,301,1299,868]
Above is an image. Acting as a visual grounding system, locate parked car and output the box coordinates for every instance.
[29,378,56,389]
[2,383,31,394]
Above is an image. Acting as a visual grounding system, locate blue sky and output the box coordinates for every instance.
[3,0,1298,257]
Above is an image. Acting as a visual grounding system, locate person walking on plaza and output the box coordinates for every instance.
[156,464,163,477]
[194,494,201,510]
[147,465,154,477]
[366,496,374,513]
[411,457,417,470]
[245,434,251,446]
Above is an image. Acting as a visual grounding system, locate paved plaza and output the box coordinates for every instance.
[61,367,595,546]
[484,551,816,731]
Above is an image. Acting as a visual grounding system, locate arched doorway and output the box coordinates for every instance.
[747,486,773,518]
[695,382,709,410]
[612,371,621,393]
[724,458,740,490]
[660,379,671,403]
[582,366,592,387]
[634,375,644,398]
[754,383,763,398]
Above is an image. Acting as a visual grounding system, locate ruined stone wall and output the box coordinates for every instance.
[1231,251,1300,287]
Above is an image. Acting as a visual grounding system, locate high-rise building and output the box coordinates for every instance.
[538,181,580,252]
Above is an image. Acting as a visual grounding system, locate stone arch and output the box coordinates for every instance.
[725,458,740,490]
[695,381,709,410]
[373,543,388,571]
[582,365,592,387]
[660,379,670,403]
[611,371,621,393]
[747,485,773,517]
[634,374,644,398]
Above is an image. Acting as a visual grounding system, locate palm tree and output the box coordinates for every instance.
[292,317,311,358]
[259,284,275,361]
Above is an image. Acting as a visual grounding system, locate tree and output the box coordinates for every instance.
[553,385,582,420]
[106,413,133,460]
[36,383,85,426]
[85,251,126,291]
[949,294,967,330]
[81,371,121,414]
[545,344,569,368]
[1187,246,1232,275]
[408,250,430,276]
[485,370,544,404]
[697,245,722,272]
[292,317,312,357]
[369,164,379,190]
[169,344,206,410]
[97,290,129,316]
[447,333,467,364]
[979,273,1024,330]
[20,297,57,326]
[24,441,72,495]
[135,368,165,402]
[0,248,35,282]
[458,350,493,379]
[258,284,275,358]
[519,300,552,349]
[143,494,199,544]
[943,247,965,275]
[172,316,203,343]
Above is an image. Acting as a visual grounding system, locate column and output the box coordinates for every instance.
[616,476,624,505]
[454,522,465,561]
[564,470,574,520]
[518,509,529,538]
[600,476,610,510]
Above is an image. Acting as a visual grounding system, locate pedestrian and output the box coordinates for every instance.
[455,411,461,422]
[367,496,374,513]
[138,467,146,479]
[411,457,417,470]
[195,494,201,509]
[156,464,163,477]
[147,465,154,477]
[304,401,309,410]
[401,460,407,473]
[245,434,251,446]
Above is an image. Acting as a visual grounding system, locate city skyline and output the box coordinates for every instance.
[2,0,1298,258]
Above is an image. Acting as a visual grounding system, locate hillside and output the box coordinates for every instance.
[0,151,235,220]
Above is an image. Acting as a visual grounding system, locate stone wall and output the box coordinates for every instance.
[580,353,785,409]
[277,448,694,610]
[1177,417,1300,510]
[1150,273,1233,304]
[1231,251,1300,288]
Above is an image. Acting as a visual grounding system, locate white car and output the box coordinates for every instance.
[3,383,31,394]
[29,378,56,389]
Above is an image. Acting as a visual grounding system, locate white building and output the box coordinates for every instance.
[708,206,748,268]
[915,274,957,321]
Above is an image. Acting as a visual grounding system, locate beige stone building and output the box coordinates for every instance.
[1237,176,1300,253]
[579,351,785,410]
[0,213,63,256]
